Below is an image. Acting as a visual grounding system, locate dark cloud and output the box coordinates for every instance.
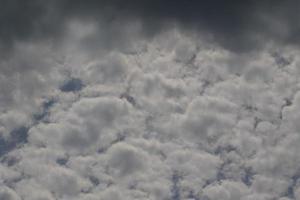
[60,0,300,51]
[0,1,59,53]
[0,0,300,52]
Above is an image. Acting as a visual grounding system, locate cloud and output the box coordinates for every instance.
[107,142,148,177]
[181,96,237,145]
[0,186,21,200]
[203,180,249,200]
[83,52,129,84]
[1,7,300,199]
[1,0,300,54]
[28,96,129,154]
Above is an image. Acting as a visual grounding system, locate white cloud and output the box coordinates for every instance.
[203,180,249,200]
[28,96,129,154]
[1,28,300,200]
[0,186,21,200]
[107,142,148,177]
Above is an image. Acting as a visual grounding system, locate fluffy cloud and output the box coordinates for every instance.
[0,186,21,200]
[1,5,300,199]
[107,142,148,177]
[28,96,129,154]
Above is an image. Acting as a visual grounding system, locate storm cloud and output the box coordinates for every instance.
[1,0,300,53]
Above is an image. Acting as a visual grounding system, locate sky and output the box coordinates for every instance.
[1,0,300,200]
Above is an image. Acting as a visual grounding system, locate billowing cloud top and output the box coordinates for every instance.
[1,0,300,52]
[1,1,300,200]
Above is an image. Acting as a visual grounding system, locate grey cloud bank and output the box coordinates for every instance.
[1,0,300,52]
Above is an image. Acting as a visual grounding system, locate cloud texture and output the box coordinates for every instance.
[1,1,300,200]
[2,0,300,52]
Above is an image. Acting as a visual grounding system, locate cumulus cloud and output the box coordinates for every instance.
[1,1,300,200]
[0,186,21,200]
[107,142,148,177]
[28,96,129,154]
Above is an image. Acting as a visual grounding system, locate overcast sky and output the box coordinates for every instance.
[1,1,300,200]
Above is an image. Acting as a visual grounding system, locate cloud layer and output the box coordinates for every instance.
[2,0,300,53]
[1,1,300,200]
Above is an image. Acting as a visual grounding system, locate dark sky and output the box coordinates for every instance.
[1,0,300,53]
